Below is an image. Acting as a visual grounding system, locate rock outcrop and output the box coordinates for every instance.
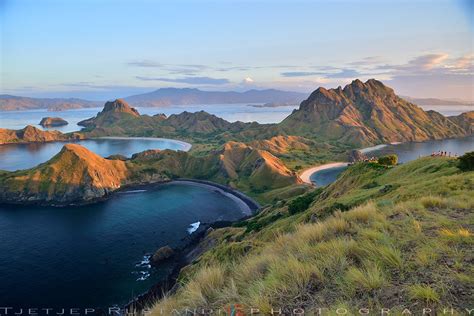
[39,117,69,127]
[151,246,175,265]
[0,125,83,145]
[280,79,471,146]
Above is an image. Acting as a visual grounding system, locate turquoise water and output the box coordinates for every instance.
[0,182,247,309]
[0,137,190,171]
[310,136,474,186]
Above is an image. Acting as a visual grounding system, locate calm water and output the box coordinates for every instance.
[0,182,247,308]
[0,138,191,171]
[310,136,474,186]
[0,103,299,132]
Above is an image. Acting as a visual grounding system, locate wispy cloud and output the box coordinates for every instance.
[135,76,230,85]
[127,60,163,68]
[325,69,362,78]
[281,71,320,77]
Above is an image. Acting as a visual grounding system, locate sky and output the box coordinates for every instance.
[1,0,473,101]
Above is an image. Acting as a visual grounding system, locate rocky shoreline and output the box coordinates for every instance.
[122,180,259,313]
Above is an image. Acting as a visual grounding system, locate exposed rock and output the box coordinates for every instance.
[39,117,68,127]
[151,246,175,265]
[348,149,366,162]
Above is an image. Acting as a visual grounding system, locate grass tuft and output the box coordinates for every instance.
[408,284,440,303]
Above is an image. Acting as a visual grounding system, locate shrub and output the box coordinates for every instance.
[288,188,322,215]
[377,154,398,166]
[458,151,474,171]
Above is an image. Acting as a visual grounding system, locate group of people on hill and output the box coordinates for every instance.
[431,151,457,157]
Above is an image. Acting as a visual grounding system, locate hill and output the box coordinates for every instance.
[0,144,129,204]
[130,141,301,196]
[280,79,470,146]
[0,95,101,111]
[147,156,474,314]
[0,125,83,145]
[0,141,303,205]
[124,88,306,107]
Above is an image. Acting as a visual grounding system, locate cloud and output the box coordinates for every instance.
[135,76,230,85]
[242,77,254,84]
[325,69,362,79]
[127,60,163,68]
[281,68,363,79]
[281,71,320,77]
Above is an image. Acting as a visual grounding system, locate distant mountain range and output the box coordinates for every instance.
[0,95,101,111]
[0,88,307,111]
[1,88,471,111]
[401,96,472,106]
[123,88,306,107]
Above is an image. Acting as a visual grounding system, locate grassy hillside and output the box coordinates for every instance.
[148,157,473,314]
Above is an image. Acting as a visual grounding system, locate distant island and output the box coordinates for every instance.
[0,88,307,111]
[401,96,473,106]
[39,117,69,127]
[247,101,299,108]
[0,95,101,111]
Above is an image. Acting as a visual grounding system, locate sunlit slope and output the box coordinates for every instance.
[149,157,473,313]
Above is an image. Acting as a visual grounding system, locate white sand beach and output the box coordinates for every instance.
[299,162,349,185]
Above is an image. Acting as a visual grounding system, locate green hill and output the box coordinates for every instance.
[146,157,473,314]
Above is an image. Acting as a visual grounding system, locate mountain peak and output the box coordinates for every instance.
[282,79,470,146]
[102,99,140,116]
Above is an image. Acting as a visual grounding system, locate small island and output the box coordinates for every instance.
[39,117,69,127]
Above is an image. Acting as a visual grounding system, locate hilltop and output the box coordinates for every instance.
[281,79,470,146]
[0,144,129,204]
[147,156,474,314]
[0,125,83,145]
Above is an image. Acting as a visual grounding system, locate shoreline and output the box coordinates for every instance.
[173,179,260,215]
[299,162,349,185]
[97,136,192,152]
[123,180,259,312]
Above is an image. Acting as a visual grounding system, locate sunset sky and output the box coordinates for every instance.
[1,0,473,101]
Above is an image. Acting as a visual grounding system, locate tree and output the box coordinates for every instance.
[458,151,474,171]
[378,154,398,166]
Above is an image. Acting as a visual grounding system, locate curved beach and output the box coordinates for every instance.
[299,162,349,185]
[97,136,192,151]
